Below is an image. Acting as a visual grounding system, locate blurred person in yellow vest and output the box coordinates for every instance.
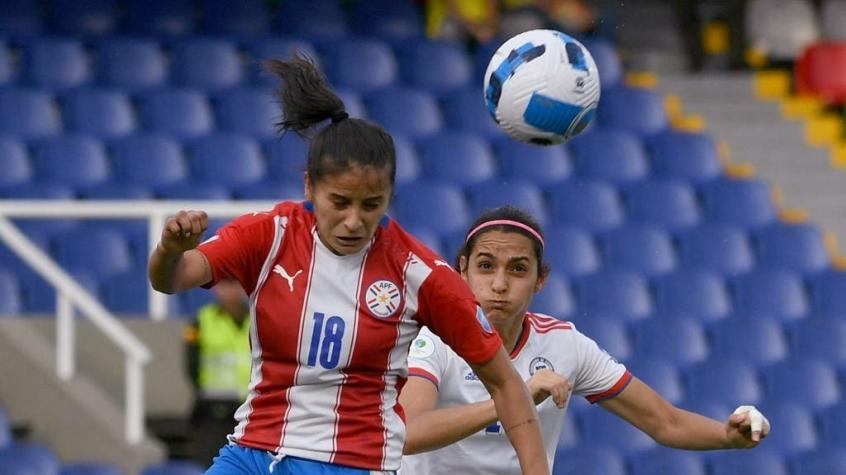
[426,0,500,44]
[183,278,250,467]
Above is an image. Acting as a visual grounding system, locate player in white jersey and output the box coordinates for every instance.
[148,56,549,475]
[400,206,771,475]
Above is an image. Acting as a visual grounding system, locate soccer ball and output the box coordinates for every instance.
[484,29,600,145]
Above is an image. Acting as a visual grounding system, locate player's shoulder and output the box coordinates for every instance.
[526,312,574,335]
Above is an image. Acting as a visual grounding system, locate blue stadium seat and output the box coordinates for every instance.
[556,413,580,450]
[544,225,600,278]
[326,39,398,93]
[531,272,575,318]
[579,407,658,454]
[819,403,846,448]
[33,135,110,188]
[790,317,846,365]
[0,89,62,140]
[141,461,204,475]
[336,90,368,119]
[266,134,308,182]
[552,445,626,475]
[96,38,167,92]
[684,358,762,406]
[495,139,571,186]
[60,462,123,475]
[647,131,721,184]
[653,269,731,322]
[755,222,829,275]
[442,88,504,139]
[468,180,548,225]
[24,38,90,91]
[202,0,269,37]
[581,38,622,88]
[103,271,154,314]
[677,224,755,276]
[172,38,242,92]
[678,398,731,422]
[708,450,787,475]
[570,130,649,184]
[0,0,43,37]
[50,0,119,37]
[0,136,32,190]
[0,269,22,315]
[403,226,445,258]
[393,182,470,235]
[215,88,278,140]
[762,358,840,410]
[625,179,701,232]
[139,89,214,140]
[577,269,653,321]
[81,183,153,200]
[393,134,420,185]
[188,133,265,187]
[711,316,788,366]
[180,287,217,316]
[701,177,777,228]
[792,448,846,475]
[633,317,709,366]
[400,41,471,93]
[53,228,132,279]
[628,447,706,475]
[418,133,495,186]
[275,0,348,39]
[156,183,231,200]
[128,0,195,37]
[547,181,624,232]
[0,403,10,447]
[63,89,135,140]
[600,225,676,277]
[571,319,632,363]
[233,181,301,201]
[732,268,809,321]
[757,403,818,457]
[0,443,60,475]
[0,42,14,86]
[1,184,75,200]
[810,270,846,316]
[246,37,319,86]
[598,85,667,137]
[350,0,423,39]
[626,357,685,404]
[367,87,442,139]
[112,134,187,187]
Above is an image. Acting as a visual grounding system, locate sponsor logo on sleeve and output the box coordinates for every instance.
[409,334,435,358]
[476,306,494,334]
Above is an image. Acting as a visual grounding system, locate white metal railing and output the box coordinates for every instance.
[0,200,275,444]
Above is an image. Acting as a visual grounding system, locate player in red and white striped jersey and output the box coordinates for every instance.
[148,56,549,475]
[400,206,771,475]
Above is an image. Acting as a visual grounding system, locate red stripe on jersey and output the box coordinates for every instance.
[408,367,440,388]
[528,313,572,333]
[585,370,633,404]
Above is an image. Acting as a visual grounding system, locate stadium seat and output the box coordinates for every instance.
[32,135,110,188]
[266,134,308,182]
[577,269,653,321]
[393,134,420,185]
[156,183,231,201]
[418,133,496,186]
[625,179,701,232]
[63,89,135,140]
[400,41,472,93]
[0,89,62,140]
[393,182,470,235]
[350,0,423,39]
[598,85,667,137]
[625,357,685,404]
[468,180,549,225]
[0,403,10,447]
[24,38,90,91]
[141,461,204,475]
[678,398,731,422]
[214,87,278,140]
[570,130,649,184]
[0,43,14,86]
[579,407,658,454]
[531,272,575,318]
[677,224,755,276]
[547,181,625,232]
[187,133,265,187]
[746,0,819,62]
[701,177,777,228]
[600,225,676,277]
[544,225,601,278]
[326,39,398,93]
[128,0,195,37]
[582,38,623,88]
[495,139,571,186]
[0,269,22,315]
[762,358,840,410]
[336,90,368,119]
[103,271,155,314]
[1,183,75,200]
[60,463,123,475]
[819,402,846,447]
[711,317,788,366]
[0,443,60,475]
[0,0,43,37]
[180,287,217,316]
[556,413,580,450]
[50,0,119,37]
[172,38,242,92]
[628,447,706,475]
[684,358,762,406]
[653,269,731,322]
[402,226,446,258]
[202,0,269,37]
[757,403,818,457]
[789,316,846,366]
[647,131,721,184]
[0,136,32,190]
[96,38,167,92]
[81,183,152,200]
[111,134,187,187]
[139,89,214,140]
[275,0,348,39]
[233,181,301,201]
[442,88,504,139]
[632,317,709,366]
[732,268,809,321]
[552,445,626,475]
[754,222,829,275]
[792,448,846,475]
[708,449,787,475]
[246,37,319,86]
[810,270,846,315]
[53,228,132,279]
[571,318,632,363]
[367,87,442,139]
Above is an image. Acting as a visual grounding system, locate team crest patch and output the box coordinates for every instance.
[365,280,401,318]
[410,334,435,358]
[529,356,554,375]
[476,306,493,334]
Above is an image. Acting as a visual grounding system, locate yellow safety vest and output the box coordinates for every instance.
[197,304,251,400]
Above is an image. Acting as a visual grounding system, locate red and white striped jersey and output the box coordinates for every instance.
[402,313,631,475]
[197,201,501,471]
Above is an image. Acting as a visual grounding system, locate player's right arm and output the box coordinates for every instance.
[149,210,211,294]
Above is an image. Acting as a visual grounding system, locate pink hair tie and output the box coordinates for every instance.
[464,219,545,248]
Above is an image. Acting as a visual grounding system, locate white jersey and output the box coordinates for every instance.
[401,313,631,475]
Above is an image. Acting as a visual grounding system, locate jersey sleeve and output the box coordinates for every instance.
[569,325,632,404]
[415,266,502,366]
[406,327,449,389]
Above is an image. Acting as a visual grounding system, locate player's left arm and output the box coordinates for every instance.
[599,377,770,449]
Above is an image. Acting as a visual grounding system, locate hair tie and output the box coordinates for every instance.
[331,111,349,123]
[465,219,545,248]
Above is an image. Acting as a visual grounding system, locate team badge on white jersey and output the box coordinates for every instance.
[529,356,554,375]
[365,280,401,318]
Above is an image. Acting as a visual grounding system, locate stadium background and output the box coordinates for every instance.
[0,0,845,474]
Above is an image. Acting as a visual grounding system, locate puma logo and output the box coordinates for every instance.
[273,264,302,292]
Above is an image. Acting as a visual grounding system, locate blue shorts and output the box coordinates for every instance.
[204,444,396,475]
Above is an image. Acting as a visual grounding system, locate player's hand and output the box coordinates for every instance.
[526,370,572,408]
[160,210,209,254]
[726,405,771,448]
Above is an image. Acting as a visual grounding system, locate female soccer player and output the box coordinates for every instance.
[148,56,548,475]
[400,206,771,475]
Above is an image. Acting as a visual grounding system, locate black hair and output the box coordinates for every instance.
[456,205,550,279]
[264,53,396,186]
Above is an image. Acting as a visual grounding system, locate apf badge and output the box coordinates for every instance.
[365,280,401,318]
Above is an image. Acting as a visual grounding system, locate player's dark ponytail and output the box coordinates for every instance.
[265,53,396,186]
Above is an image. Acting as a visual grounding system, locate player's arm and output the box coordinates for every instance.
[600,377,770,449]
[149,210,211,293]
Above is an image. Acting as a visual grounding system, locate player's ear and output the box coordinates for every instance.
[534,264,550,294]
[458,255,469,281]
[304,172,313,201]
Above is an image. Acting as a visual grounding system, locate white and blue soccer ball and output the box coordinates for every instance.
[484,29,600,145]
